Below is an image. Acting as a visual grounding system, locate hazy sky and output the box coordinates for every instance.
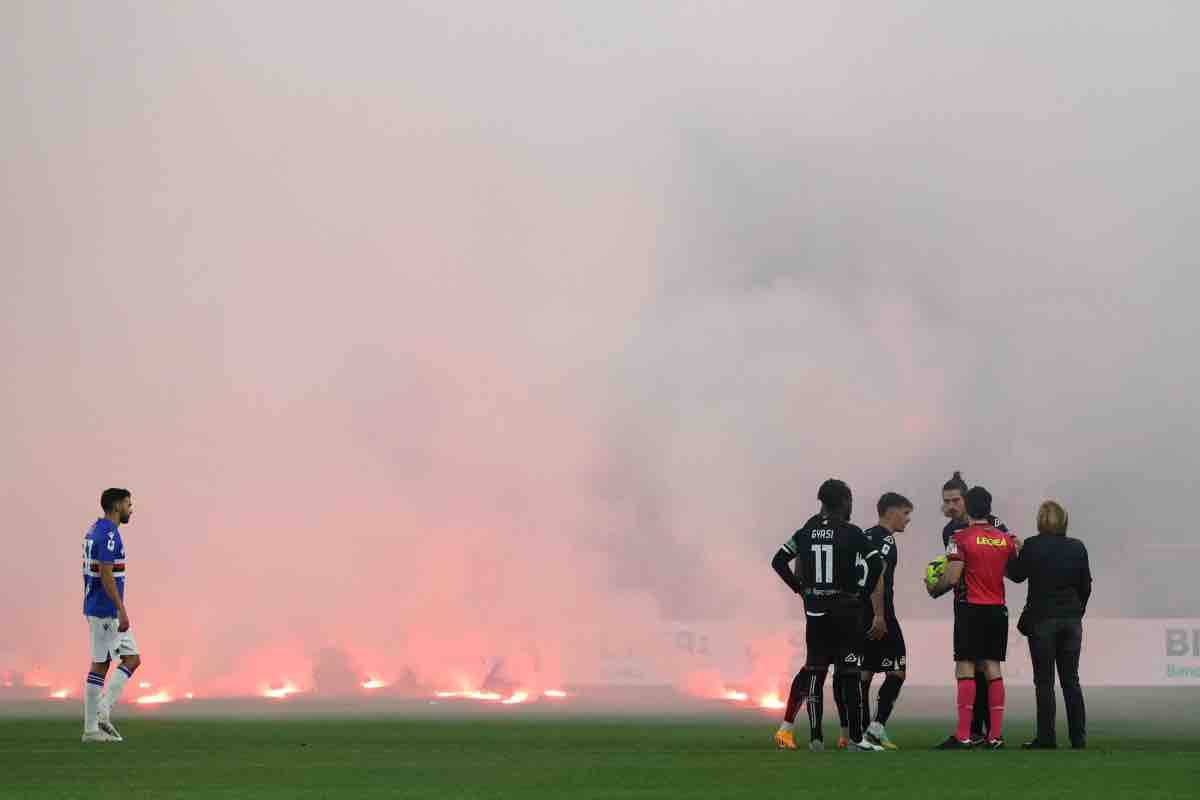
[4,2,1199,695]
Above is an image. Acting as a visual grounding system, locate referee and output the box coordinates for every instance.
[933,471,1009,743]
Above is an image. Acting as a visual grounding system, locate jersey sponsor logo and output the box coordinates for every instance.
[975,535,1008,547]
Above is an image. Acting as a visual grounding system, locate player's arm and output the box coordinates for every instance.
[932,559,963,596]
[98,562,129,632]
[771,539,805,595]
[858,531,886,638]
[866,558,886,639]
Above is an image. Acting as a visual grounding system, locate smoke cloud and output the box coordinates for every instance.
[3,2,1198,700]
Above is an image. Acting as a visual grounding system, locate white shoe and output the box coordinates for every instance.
[866,721,897,749]
[808,739,825,752]
[98,719,123,741]
[848,739,886,752]
[82,730,119,743]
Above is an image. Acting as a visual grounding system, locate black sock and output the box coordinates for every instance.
[833,674,849,730]
[860,674,873,733]
[807,669,828,742]
[784,668,809,725]
[841,671,865,743]
[972,670,989,737]
[875,673,904,725]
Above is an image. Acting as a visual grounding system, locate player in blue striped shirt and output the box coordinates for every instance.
[81,488,141,743]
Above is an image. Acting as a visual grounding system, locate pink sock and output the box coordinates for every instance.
[955,678,974,741]
[988,679,1006,739]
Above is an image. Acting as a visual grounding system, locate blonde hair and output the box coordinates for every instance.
[1037,500,1069,536]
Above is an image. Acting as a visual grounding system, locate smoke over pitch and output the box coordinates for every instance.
[3,3,1199,701]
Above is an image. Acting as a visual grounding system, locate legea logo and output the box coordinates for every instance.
[975,536,1007,547]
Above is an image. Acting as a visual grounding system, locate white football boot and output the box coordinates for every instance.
[97,717,123,741]
[848,738,886,752]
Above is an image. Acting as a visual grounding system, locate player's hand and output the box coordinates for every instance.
[1011,534,1022,553]
[867,615,887,640]
[118,609,130,633]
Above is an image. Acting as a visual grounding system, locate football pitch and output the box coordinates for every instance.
[4,711,1199,800]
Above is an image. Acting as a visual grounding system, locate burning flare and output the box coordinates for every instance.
[435,690,503,701]
[136,691,171,705]
[361,678,387,690]
[758,693,785,710]
[50,689,70,700]
[262,683,300,699]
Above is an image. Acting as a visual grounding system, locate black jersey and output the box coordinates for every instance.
[780,514,882,613]
[863,525,898,622]
[942,515,1008,603]
[942,515,1008,548]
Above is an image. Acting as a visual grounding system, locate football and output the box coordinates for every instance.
[925,555,948,589]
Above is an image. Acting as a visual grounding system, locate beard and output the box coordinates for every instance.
[120,513,131,524]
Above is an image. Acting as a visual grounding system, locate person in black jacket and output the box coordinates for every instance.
[1007,500,1092,749]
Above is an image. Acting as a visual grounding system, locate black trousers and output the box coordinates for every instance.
[1027,616,1086,746]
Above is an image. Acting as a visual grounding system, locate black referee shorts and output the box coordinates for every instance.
[953,603,1009,662]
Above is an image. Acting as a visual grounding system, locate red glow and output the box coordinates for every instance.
[49,689,70,700]
[262,683,300,700]
[758,693,785,710]
[361,678,387,690]
[723,690,749,702]
[500,691,530,705]
[434,689,503,701]
[543,689,567,698]
[136,690,171,705]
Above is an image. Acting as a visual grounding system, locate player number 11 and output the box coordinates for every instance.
[813,544,834,584]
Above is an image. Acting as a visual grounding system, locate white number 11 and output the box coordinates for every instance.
[813,544,834,583]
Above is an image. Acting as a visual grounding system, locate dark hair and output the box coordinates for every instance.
[965,486,992,519]
[942,470,968,495]
[817,478,852,515]
[100,488,131,513]
[877,492,913,516]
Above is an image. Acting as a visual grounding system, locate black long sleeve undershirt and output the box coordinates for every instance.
[771,548,805,595]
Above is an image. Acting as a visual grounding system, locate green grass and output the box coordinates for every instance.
[2,717,1198,799]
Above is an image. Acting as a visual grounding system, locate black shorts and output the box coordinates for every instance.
[862,620,906,673]
[804,604,863,673]
[953,603,1009,662]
